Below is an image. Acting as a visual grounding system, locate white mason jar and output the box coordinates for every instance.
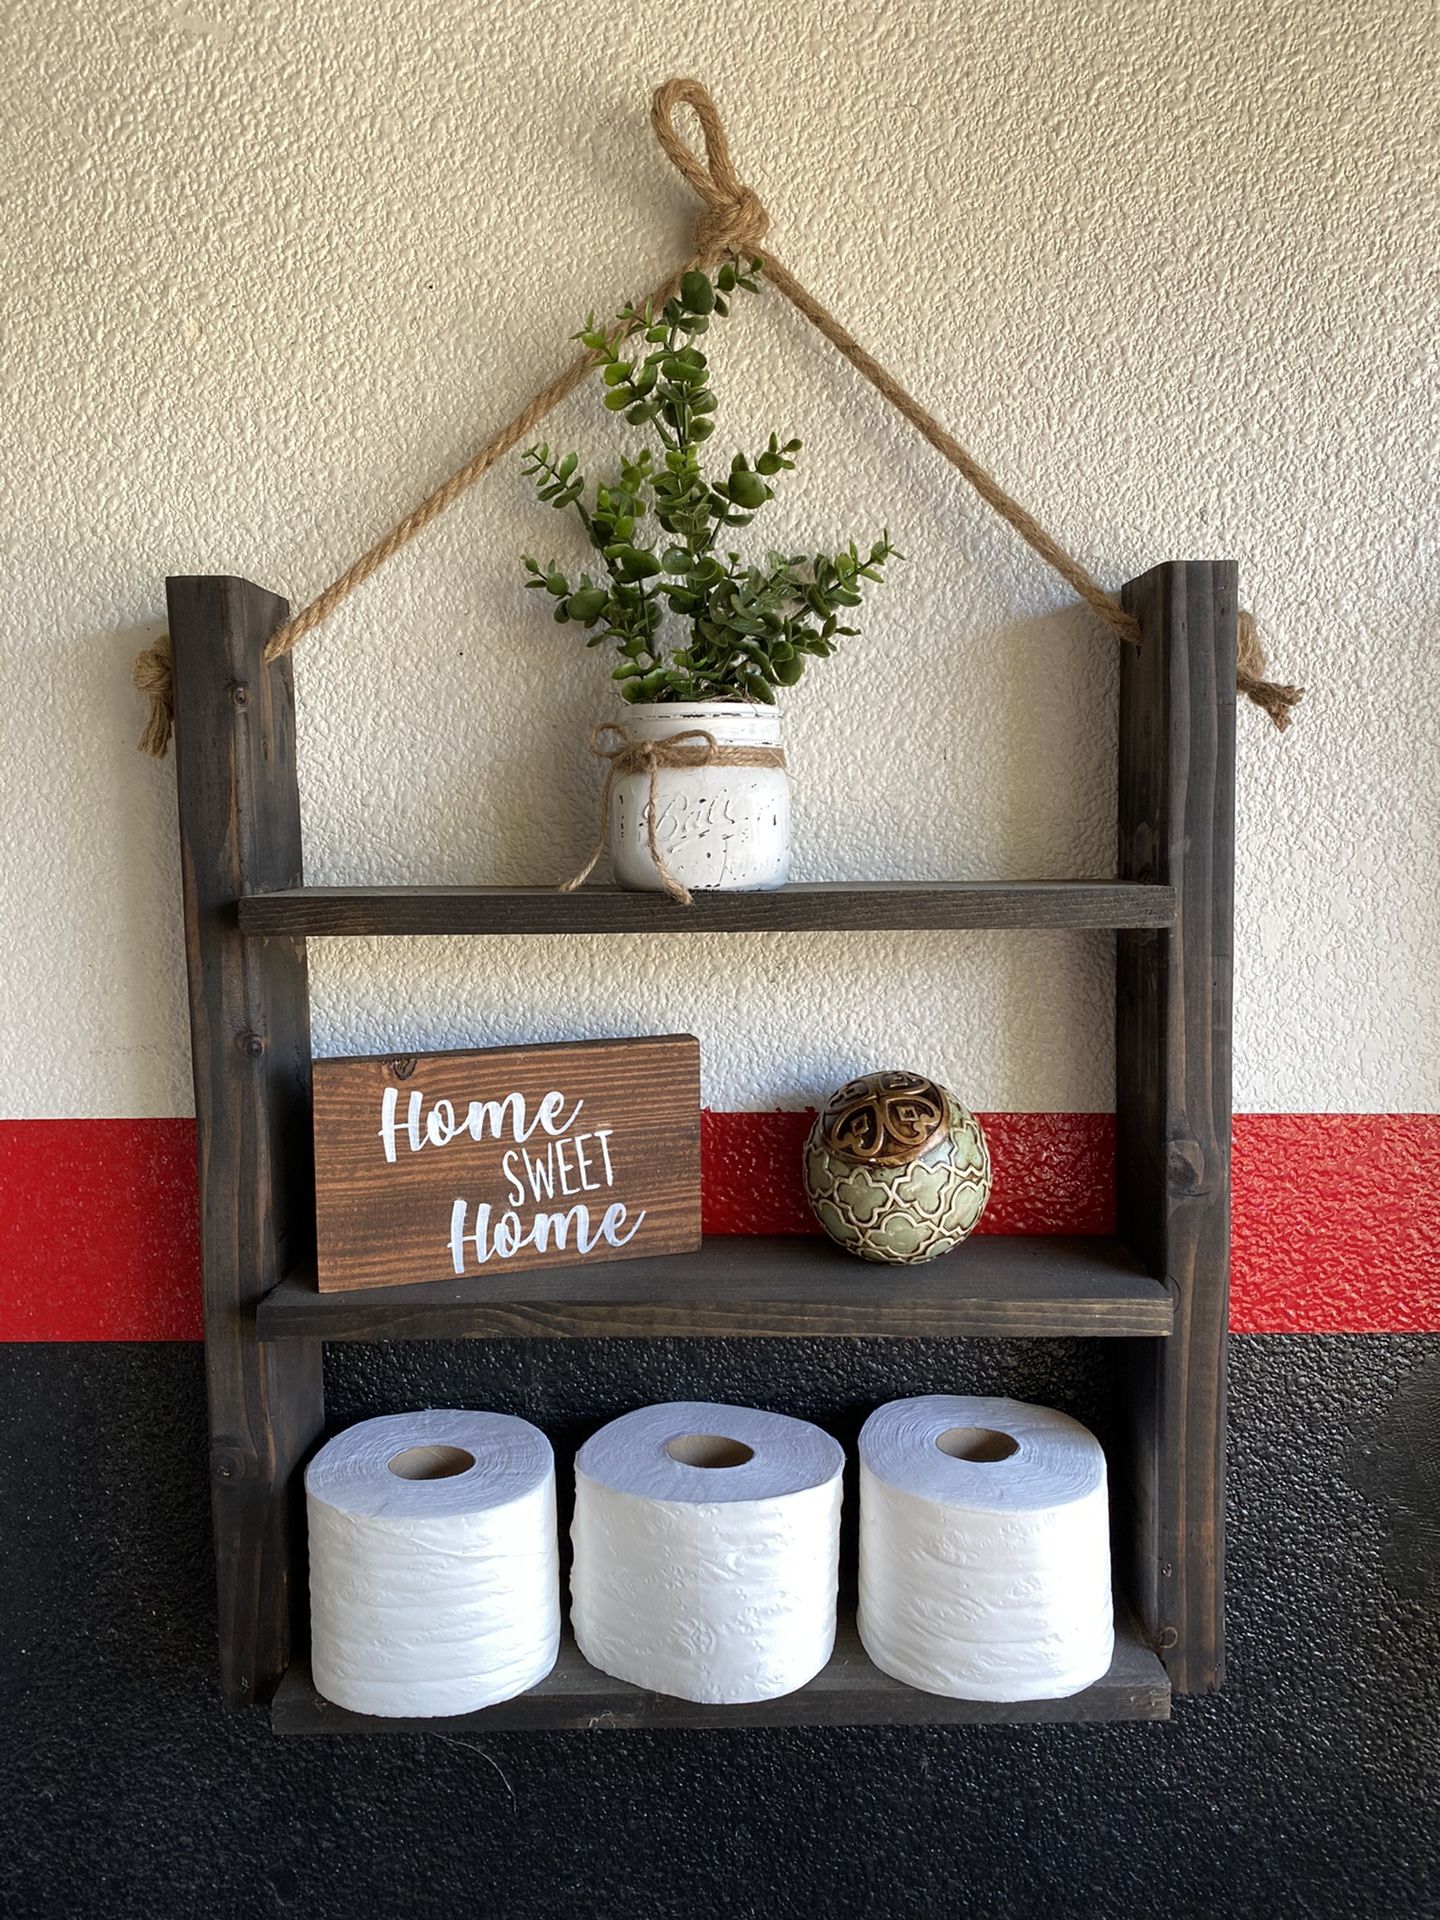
[609,702,791,893]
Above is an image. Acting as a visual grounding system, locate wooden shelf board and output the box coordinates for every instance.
[272,1610,1167,1733]
[256,1234,1172,1342]
[237,881,1176,939]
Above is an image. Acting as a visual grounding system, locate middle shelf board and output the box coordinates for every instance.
[257,1234,1173,1342]
[237,880,1177,939]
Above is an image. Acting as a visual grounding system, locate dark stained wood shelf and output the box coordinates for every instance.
[167,561,1233,1710]
[236,880,1176,938]
[271,1608,1170,1733]
[256,1234,1172,1341]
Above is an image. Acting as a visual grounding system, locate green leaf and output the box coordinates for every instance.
[602,388,632,412]
[567,587,608,623]
[727,471,771,510]
[680,269,716,314]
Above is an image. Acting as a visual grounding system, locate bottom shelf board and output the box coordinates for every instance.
[271,1612,1170,1733]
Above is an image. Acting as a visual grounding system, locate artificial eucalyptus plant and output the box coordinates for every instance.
[521,260,895,704]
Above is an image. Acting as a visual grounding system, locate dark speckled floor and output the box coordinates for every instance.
[3,1337,1438,1920]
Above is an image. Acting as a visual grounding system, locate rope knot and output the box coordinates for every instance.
[651,78,770,264]
[132,632,174,758]
[692,186,769,263]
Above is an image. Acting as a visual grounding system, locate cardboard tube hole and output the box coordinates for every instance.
[935,1427,1019,1463]
[387,1445,476,1480]
[666,1433,755,1469]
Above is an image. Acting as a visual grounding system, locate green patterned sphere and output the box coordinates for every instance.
[804,1071,992,1265]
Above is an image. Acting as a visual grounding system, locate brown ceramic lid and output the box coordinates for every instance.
[819,1071,947,1168]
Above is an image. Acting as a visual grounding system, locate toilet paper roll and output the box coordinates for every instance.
[572,1401,845,1704]
[858,1394,1113,1702]
[306,1409,560,1717]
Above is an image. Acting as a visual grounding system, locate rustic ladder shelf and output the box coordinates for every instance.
[167,558,1233,1728]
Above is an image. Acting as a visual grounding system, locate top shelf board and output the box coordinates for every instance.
[237,881,1176,939]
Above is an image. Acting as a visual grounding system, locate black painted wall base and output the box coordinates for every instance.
[2,1336,1437,1920]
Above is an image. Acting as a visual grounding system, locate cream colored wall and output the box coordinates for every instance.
[2,0,1435,1118]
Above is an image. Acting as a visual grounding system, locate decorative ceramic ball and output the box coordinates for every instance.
[804,1071,992,1265]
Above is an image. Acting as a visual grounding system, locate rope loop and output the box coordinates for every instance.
[650,77,770,261]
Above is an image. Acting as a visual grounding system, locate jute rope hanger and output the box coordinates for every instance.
[132,74,1303,758]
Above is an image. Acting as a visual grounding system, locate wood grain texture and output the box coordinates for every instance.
[313,1036,701,1292]
[271,1610,1169,1732]
[167,576,326,1706]
[1117,561,1235,1695]
[237,881,1176,938]
[257,1234,1174,1340]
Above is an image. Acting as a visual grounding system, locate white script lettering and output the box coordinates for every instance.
[379,1084,585,1163]
[448,1199,645,1272]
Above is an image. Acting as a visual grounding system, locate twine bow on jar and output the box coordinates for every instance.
[562,722,786,907]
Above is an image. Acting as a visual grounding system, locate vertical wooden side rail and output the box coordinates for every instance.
[1116,560,1236,1694]
[168,575,325,1706]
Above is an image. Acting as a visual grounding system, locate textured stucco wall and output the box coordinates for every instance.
[2,0,1436,1120]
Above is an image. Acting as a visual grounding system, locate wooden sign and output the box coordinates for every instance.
[312,1035,701,1293]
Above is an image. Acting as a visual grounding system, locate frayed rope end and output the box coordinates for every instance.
[1237,608,1304,733]
[133,633,174,758]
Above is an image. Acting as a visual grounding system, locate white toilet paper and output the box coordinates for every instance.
[571,1401,845,1704]
[858,1394,1114,1701]
[306,1409,560,1717]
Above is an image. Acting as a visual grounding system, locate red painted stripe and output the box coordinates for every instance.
[1,1114,1435,1338]
[0,1120,202,1341]
[701,1110,1116,1237]
[1232,1113,1440,1333]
